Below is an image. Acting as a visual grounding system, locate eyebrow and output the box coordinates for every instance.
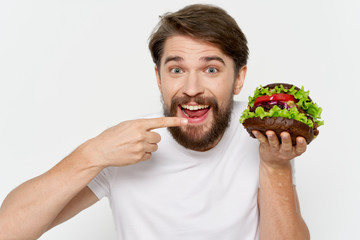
[200,56,225,65]
[164,56,184,65]
[163,55,226,66]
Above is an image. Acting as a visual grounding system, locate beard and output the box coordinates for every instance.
[162,95,234,151]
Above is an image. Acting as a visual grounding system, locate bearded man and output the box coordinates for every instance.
[0,4,310,240]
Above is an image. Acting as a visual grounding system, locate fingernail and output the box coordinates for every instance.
[281,132,289,140]
[181,119,188,125]
[298,137,305,144]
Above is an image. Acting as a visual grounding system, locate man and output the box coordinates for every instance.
[0,4,310,240]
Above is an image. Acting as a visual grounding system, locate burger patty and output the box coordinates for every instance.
[250,101,305,113]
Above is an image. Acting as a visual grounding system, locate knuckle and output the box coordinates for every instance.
[296,147,306,155]
[158,118,166,128]
[154,133,161,142]
[130,120,143,129]
[135,152,145,161]
[133,143,145,153]
[132,122,140,129]
[143,153,152,161]
[125,120,136,128]
[134,132,145,142]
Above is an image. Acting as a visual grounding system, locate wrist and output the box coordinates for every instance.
[259,161,293,188]
[260,160,292,172]
[71,139,105,173]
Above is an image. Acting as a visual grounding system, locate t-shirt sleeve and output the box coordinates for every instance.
[88,168,110,199]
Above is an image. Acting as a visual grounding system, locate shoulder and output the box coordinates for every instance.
[232,101,248,120]
[221,100,259,153]
[227,101,248,133]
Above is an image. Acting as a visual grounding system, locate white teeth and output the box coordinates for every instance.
[181,104,209,110]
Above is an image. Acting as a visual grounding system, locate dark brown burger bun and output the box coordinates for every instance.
[243,117,315,145]
[263,83,299,90]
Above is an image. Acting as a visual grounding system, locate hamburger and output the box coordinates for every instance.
[239,83,324,145]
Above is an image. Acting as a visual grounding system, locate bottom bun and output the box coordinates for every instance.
[242,117,315,145]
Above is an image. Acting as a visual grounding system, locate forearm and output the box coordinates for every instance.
[258,162,310,240]
[0,141,102,240]
[0,117,184,239]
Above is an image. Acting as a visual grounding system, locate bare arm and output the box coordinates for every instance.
[0,117,188,240]
[47,186,99,231]
[0,147,102,240]
[253,130,310,240]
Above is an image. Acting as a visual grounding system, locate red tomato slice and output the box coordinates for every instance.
[254,93,296,106]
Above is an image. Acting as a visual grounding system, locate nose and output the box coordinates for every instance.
[182,71,205,97]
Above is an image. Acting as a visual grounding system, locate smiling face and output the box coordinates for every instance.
[156,35,246,151]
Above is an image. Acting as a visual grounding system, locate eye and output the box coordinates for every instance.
[170,67,183,74]
[205,67,218,74]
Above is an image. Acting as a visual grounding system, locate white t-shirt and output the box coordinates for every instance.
[88,101,263,240]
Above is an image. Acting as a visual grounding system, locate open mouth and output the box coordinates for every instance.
[179,104,211,124]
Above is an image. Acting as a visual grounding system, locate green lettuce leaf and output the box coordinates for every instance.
[246,84,323,126]
[240,105,316,128]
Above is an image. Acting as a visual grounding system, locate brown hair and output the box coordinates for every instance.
[148,4,249,74]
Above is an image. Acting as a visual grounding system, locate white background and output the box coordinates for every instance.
[1,0,359,239]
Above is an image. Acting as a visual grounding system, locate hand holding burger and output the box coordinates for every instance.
[240,83,324,145]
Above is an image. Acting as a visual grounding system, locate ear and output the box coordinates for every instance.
[155,66,161,91]
[233,65,247,95]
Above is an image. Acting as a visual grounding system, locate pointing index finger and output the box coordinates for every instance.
[144,117,188,130]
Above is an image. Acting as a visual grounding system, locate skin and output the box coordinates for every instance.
[0,35,309,240]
